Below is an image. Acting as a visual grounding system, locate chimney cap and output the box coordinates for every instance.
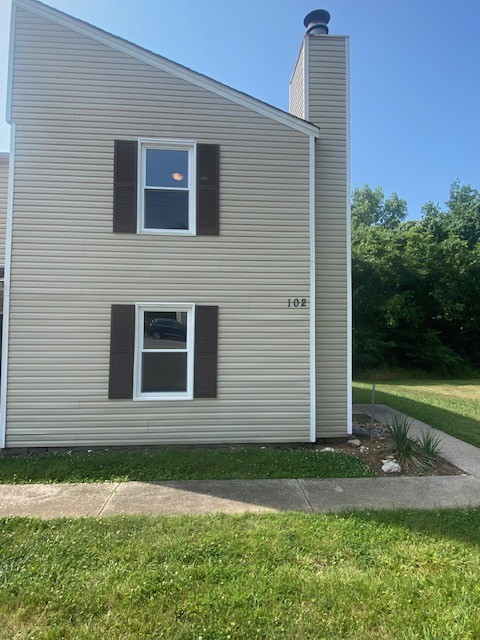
[304,9,331,35]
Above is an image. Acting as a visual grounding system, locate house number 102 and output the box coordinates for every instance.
[288,298,307,308]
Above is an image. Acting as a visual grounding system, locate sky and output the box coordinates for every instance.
[0,0,479,219]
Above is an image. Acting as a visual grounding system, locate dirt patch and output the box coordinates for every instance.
[317,414,465,477]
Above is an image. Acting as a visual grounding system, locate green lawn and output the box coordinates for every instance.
[353,379,480,448]
[0,446,374,484]
[1,510,479,639]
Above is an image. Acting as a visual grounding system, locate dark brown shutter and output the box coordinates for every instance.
[194,305,218,398]
[197,144,219,236]
[109,304,135,399]
[113,140,137,233]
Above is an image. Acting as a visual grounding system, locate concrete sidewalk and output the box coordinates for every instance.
[0,406,479,518]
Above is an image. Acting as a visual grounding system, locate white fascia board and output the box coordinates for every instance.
[13,0,320,138]
[0,124,16,448]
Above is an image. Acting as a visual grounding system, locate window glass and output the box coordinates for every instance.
[146,149,189,188]
[144,190,188,230]
[142,352,187,393]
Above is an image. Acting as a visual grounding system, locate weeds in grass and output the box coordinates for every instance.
[2,510,480,639]
[0,447,375,484]
[386,416,443,472]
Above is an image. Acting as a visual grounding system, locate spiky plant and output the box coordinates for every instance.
[385,416,424,472]
[416,429,443,469]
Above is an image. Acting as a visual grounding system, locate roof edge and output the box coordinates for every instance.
[13,0,320,138]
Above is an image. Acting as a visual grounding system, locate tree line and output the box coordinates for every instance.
[352,181,480,376]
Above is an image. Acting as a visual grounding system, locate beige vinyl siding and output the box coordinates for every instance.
[289,45,305,119]
[6,7,311,447]
[0,154,9,266]
[308,35,349,437]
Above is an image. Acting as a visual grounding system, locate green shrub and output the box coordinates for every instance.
[385,416,443,472]
[416,430,443,469]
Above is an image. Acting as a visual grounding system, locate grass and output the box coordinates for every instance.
[353,379,480,448]
[1,510,479,639]
[0,446,374,484]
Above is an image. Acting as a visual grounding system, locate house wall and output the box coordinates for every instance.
[6,6,312,447]
[0,153,9,266]
[309,35,350,437]
[289,45,305,120]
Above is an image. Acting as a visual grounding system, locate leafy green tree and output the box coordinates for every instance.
[352,185,407,228]
[351,182,480,376]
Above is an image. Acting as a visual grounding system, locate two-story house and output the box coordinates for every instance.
[0,0,351,449]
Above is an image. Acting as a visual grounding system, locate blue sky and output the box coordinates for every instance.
[0,0,479,218]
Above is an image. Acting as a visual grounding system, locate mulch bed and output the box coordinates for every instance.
[318,414,465,477]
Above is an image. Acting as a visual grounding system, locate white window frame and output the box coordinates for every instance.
[137,138,197,235]
[133,303,195,401]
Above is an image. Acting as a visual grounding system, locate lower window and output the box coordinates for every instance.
[134,304,194,400]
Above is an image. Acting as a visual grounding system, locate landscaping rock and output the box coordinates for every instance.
[359,446,368,454]
[320,447,336,453]
[347,439,361,447]
[382,459,402,473]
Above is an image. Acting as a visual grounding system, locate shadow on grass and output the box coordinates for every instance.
[353,386,480,448]
[338,507,480,547]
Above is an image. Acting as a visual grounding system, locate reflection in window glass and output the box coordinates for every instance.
[146,149,188,188]
[143,311,187,350]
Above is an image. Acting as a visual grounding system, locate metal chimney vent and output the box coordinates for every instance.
[304,9,330,35]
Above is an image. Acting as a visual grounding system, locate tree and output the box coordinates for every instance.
[352,185,408,228]
[351,182,480,375]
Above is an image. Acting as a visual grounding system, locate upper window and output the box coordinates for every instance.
[138,140,196,234]
[113,140,219,236]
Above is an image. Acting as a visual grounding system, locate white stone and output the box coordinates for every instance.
[347,439,361,447]
[359,446,368,453]
[382,460,402,473]
[319,447,335,453]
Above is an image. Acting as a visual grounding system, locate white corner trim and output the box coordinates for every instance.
[5,3,16,124]
[304,36,310,122]
[13,0,319,138]
[345,37,352,436]
[309,135,316,443]
[0,124,16,448]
